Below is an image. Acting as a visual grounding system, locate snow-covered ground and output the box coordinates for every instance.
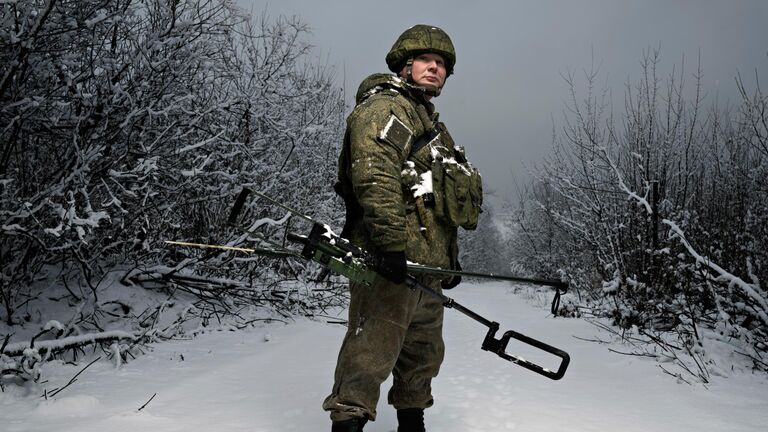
[2,282,767,432]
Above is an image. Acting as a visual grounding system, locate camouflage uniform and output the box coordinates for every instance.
[323,70,469,421]
[324,25,481,427]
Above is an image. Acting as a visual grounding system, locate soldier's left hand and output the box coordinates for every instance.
[441,275,461,290]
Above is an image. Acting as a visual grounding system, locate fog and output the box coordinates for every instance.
[241,0,768,206]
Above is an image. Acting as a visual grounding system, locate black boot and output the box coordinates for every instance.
[397,408,425,432]
[331,417,368,432]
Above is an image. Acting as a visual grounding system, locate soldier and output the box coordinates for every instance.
[324,24,482,432]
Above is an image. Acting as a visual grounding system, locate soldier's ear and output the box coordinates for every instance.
[402,58,414,78]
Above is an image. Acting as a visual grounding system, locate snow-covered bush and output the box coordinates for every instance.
[513,49,767,379]
[1,0,345,372]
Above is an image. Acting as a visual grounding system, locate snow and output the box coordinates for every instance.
[430,145,472,175]
[3,331,136,356]
[2,282,767,432]
[176,132,224,154]
[601,274,620,294]
[84,10,108,29]
[411,171,433,197]
[43,321,64,333]
[401,161,417,178]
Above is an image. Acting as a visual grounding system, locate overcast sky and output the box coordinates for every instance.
[240,0,768,207]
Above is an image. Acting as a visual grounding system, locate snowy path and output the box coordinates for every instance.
[2,282,767,432]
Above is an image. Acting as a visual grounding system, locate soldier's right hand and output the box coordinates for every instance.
[376,251,408,285]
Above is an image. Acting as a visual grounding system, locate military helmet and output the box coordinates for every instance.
[386,24,456,76]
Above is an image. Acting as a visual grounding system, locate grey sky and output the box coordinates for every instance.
[241,0,768,206]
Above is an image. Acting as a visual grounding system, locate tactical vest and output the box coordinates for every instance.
[337,118,482,234]
[404,121,483,230]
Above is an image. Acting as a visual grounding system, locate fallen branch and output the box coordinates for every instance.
[44,356,101,399]
[137,392,157,411]
[3,331,137,357]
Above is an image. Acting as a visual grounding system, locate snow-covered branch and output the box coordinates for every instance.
[663,220,768,325]
[2,330,136,357]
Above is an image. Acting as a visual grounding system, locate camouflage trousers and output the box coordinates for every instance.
[323,276,445,421]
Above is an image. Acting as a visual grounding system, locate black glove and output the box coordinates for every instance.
[441,259,462,289]
[376,251,408,285]
[441,275,461,290]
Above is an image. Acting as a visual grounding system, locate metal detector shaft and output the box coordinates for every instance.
[407,265,568,291]
[404,277,570,380]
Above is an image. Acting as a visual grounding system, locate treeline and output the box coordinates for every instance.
[510,50,767,380]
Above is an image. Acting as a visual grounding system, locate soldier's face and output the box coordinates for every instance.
[403,53,447,92]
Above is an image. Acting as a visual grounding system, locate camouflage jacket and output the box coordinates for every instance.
[336,73,464,269]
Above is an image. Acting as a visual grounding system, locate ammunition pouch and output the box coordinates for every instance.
[405,122,483,230]
[430,146,483,230]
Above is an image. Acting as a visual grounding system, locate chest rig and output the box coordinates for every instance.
[402,117,483,231]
